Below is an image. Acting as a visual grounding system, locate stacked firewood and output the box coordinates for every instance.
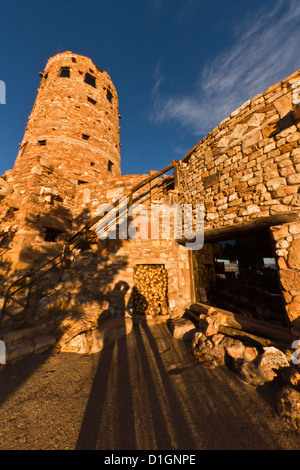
[133,264,168,316]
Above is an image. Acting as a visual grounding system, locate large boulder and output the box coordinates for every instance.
[235,361,278,387]
[235,346,290,387]
[168,317,196,341]
[276,386,300,429]
[258,346,290,370]
[220,336,245,360]
[60,317,133,354]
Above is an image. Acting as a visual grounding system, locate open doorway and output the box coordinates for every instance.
[192,228,288,327]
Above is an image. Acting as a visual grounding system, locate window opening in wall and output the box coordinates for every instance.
[90,162,95,166]
[192,228,287,326]
[108,160,114,172]
[163,177,174,194]
[87,96,97,105]
[78,180,88,185]
[82,134,90,140]
[38,140,46,146]
[44,73,48,81]
[59,67,70,78]
[84,73,96,88]
[44,228,62,242]
[71,57,77,63]
[106,89,113,103]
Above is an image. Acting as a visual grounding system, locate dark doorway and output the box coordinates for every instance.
[44,227,63,242]
[192,228,287,326]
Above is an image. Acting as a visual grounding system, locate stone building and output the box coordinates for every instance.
[0,51,299,362]
[0,52,191,357]
[178,72,300,337]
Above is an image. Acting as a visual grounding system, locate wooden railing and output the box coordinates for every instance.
[0,161,179,333]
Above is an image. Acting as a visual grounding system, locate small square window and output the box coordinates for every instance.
[38,140,46,146]
[44,228,62,242]
[106,89,113,103]
[87,96,97,105]
[82,134,90,140]
[59,67,70,78]
[108,160,114,172]
[84,73,96,88]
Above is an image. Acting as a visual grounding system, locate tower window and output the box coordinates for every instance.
[84,73,96,88]
[59,67,70,78]
[44,228,62,242]
[82,134,90,140]
[106,89,113,103]
[38,140,46,146]
[87,96,97,105]
[108,160,114,172]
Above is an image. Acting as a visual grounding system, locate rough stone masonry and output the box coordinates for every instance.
[178,71,300,337]
[0,51,299,367]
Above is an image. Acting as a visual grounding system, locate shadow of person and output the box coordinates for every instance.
[128,286,148,316]
[104,281,129,318]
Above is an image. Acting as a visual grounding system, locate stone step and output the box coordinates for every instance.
[5,334,57,364]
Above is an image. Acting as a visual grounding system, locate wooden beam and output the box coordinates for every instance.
[218,325,286,349]
[189,302,294,345]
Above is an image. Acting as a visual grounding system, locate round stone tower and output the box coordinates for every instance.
[14,51,121,184]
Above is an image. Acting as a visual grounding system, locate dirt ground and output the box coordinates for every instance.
[0,323,299,450]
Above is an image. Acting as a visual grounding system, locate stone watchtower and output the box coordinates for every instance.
[1,52,122,269]
[14,51,121,186]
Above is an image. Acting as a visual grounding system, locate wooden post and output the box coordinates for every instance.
[173,160,179,190]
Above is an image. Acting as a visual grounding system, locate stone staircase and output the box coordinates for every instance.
[0,162,178,364]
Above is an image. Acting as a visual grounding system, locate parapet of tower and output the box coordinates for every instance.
[14,52,121,187]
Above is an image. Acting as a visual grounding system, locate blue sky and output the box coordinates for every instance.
[1,0,300,177]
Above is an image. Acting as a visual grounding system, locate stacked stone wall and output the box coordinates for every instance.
[177,69,300,334]
[13,52,121,190]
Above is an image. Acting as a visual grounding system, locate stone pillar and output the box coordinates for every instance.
[271,221,300,336]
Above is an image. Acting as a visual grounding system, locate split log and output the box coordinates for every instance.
[189,303,216,316]
[184,309,201,323]
[218,325,282,348]
[189,302,294,345]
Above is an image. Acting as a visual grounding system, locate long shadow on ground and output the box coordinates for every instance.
[0,324,299,450]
